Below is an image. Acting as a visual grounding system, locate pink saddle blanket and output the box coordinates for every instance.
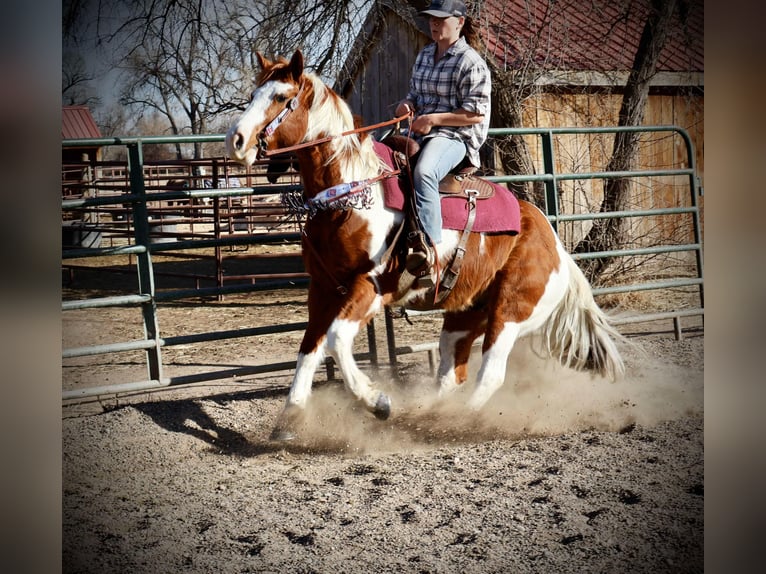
[373,140,520,234]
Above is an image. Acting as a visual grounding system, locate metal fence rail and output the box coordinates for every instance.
[62,125,703,400]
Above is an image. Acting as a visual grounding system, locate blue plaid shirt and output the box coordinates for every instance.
[406,37,491,166]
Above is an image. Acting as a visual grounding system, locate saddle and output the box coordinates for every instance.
[381,133,496,301]
[381,134,494,199]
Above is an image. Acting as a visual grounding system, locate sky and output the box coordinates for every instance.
[63,0,376,127]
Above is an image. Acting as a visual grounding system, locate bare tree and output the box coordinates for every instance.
[104,1,246,159]
[572,0,680,281]
[62,51,101,107]
[64,0,379,159]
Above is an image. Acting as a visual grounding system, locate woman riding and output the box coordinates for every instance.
[394,0,492,279]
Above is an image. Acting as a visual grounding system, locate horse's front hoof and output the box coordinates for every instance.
[270,404,305,441]
[372,393,391,420]
[270,427,298,442]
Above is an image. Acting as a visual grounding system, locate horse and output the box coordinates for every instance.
[226,50,625,440]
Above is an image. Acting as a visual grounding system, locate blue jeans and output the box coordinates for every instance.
[412,136,467,245]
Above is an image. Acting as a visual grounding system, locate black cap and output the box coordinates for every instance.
[419,0,467,18]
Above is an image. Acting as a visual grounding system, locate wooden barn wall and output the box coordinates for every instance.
[344,12,428,125]
[515,91,704,249]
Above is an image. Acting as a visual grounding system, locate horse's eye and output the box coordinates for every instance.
[275,95,288,104]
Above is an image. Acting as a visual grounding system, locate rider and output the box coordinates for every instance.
[394,0,491,279]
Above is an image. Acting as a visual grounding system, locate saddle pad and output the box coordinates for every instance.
[373,140,406,210]
[440,181,520,233]
[373,139,520,234]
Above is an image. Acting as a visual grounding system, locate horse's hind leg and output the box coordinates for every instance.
[467,321,522,411]
[437,310,487,399]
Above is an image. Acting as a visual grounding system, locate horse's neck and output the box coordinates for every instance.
[295,147,343,198]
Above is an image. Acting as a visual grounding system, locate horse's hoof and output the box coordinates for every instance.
[372,393,391,420]
[270,427,298,442]
[270,404,305,441]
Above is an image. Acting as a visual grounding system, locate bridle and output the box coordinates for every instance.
[257,84,304,157]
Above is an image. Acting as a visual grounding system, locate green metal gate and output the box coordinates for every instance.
[62,125,703,401]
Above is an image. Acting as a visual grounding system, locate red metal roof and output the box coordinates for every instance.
[62,106,102,139]
[478,0,703,73]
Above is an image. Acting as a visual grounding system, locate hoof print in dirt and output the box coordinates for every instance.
[584,508,607,524]
[561,533,584,545]
[618,489,642,504]
[571,485,590,498]
[400,509,417,523]
[345,463,377,476]
[285,531,315,546]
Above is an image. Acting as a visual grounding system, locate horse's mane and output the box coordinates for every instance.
[303,73,385,180]
[258,55,385,180]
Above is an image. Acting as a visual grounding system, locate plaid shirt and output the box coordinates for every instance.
[406,37,491,166]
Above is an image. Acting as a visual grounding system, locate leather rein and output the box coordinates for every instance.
[259,109,413,158]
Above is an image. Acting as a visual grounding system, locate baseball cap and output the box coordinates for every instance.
[419,0,467,18]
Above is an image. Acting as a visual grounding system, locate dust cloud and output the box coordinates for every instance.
[277,337,703,454]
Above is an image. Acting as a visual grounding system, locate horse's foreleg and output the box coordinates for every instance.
[286,344,327,408]
[326,279,390,419]
[270,327,328,441]
[326,313,391,419]
[271,281,341,440]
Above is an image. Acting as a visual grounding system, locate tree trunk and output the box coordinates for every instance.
[487,63,545,206]
[573,0,679,282]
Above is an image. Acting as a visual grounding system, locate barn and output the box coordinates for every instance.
[62,105,102,169]
[62,106,104,247]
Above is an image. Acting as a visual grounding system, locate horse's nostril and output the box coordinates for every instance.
[234,133,244,150]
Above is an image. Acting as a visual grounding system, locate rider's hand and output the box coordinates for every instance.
[411,114,434,136]
[395,101,414,118]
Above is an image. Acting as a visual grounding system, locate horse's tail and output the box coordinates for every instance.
[538,250,626,381]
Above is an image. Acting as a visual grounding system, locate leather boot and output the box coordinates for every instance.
[405,230,435,277]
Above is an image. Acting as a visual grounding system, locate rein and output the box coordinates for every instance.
[260,111,413,158]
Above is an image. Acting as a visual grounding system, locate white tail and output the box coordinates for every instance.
[538,254,626,380]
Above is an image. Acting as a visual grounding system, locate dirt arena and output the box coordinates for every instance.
[63,277,703,573]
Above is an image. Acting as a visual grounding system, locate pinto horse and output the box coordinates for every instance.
[226,51,625,440]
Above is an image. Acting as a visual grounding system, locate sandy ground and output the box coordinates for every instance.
[62,279,703,573]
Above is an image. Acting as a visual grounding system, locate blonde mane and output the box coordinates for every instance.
[303,73,385,181]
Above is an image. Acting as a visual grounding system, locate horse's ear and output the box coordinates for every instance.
[256,52,268,70]
[289,50,304,82]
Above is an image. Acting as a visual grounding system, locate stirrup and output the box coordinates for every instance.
[405,231,434,276]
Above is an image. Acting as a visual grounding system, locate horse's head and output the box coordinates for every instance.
[226,50,310,166]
